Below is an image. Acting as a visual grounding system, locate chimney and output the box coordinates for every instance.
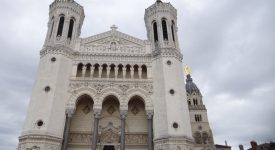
[225,140,228,146]
[239,144,244,150]
[251,141,258,150]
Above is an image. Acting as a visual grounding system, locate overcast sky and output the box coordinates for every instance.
[0,0,274,150]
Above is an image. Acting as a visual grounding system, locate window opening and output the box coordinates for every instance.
[153,22,158,42]
[162,20,168,40]
[57,16,65,37]
[67,19,74,39]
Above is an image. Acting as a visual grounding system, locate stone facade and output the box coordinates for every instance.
[18,0,215,150]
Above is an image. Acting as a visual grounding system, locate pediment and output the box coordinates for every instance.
[80,29,151,55]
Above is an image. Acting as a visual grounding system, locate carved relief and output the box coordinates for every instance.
[69,133,92,144]
[82,105,91,114]
[125,134,148,145]
[81,35,146,54]
[131,106,139,115]
[107,106,116,115]
[100,129,119,144]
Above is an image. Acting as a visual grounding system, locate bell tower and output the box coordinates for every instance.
[45,0,84,47]
[145,1,194,150]
[18,0,84,149]
[185,66,215,150]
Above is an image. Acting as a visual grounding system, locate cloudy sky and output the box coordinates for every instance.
[0,0,274,149]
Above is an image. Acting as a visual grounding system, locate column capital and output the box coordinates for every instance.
[120,110,128,119]
[146,110,154,119]
[65,108,74,117]
[94,109,102,119]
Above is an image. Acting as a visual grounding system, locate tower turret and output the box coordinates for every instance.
[146,1,194,150]
[185,66,215,150]
[18,1,85,149]
[45,0,84,47]
[145,0,179,50]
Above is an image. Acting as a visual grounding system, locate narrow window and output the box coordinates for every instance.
[57,16,65,37]
[49,22,54,39]
[153,22,158,42]
[171,21,175,41]
[141,65,147,79]
[67,19,74,39]
[162,20,168,40]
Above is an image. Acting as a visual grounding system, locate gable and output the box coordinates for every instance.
[80,30,151,55]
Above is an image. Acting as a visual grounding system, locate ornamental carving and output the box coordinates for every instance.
[69,133,92,144]
[82,105,91,114]
[81,31,148,55]
[100,129,119,144]
[125,134,148,144]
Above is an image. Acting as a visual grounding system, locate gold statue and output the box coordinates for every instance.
[185,65,191,75]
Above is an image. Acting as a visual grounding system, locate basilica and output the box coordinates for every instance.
[18,0,215,150]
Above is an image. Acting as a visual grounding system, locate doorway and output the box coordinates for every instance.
[103,145,115,150]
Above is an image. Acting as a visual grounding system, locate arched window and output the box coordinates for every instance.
[171,20,175,42]
[117,64,123,78]
[133,65,139,79]
[93,64,100,78]
[162,19,168,40]
[153,22,158,42]
[67,18,74,39]
[85,64,91,77]
[57,16,65,37]
[126,65,131,79]
[141,65,147,79]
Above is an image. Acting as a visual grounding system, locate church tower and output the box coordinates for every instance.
[18,0,84,149]
[145,1,194,150]
[185,67,215,150]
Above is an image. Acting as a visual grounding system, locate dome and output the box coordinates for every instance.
[185,75,202,96]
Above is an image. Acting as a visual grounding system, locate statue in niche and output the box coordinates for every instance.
[110,42,117,51]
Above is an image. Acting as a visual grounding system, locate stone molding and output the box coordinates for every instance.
[152,48,183,62]
[18,135,62,150]
[67,80,154,113]
[40,45,74,58]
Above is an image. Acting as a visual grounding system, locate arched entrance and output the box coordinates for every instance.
[125,96,148,149]
[68,94,94,149]
[99,95,120,150]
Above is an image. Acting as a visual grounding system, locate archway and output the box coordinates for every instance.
[99,95,121,149]
[125,96,148,149]
[68,94,94,148]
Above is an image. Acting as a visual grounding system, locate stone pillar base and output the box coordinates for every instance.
[154,136,194,150]
[18,135,62,150]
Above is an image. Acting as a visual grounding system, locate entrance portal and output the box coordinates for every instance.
[103,145,115,150]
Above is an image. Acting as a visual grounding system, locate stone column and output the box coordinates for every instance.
[92,110,101,150]
[98,66,103,78]
[115,67,119,79]
[120,110,127,150]
[90,66,95,78]
[82,66,87,77]
[106,66,111,78]
[147,111,154,150]
[62,109,74,150]
[138,68,142,79]
[130,67,134,79]
[122,67,127,79]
